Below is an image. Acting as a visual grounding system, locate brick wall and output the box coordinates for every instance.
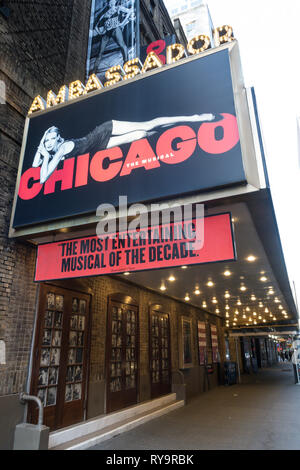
[0,0,91,397]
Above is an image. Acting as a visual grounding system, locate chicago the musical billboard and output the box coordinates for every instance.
[12,48,246,229]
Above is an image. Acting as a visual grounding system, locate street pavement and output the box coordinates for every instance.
[88,362,300,450]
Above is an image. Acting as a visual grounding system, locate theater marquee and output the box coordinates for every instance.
[11,43,247,232]
[34,213,235,281]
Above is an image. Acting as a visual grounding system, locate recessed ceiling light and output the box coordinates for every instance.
[124,272,130,275]
[250,294,256,301]
[215,308,220,313]
[236,299,242,306]
[246,255,256,262]
[223,270,232,276]
[184,294,190,301]
[181,266,188,269]
[207,280,214,287]
[225,305,229,310]
[194,288,201,295]
[260,276,267,282]
[160,283,166,291]
[168,275,176,282]
[240,285,247,291]
[212,297,218,304]
[224,291,230,298]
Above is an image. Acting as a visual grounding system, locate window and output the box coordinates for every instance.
[180,316,193,369]
[186,21,196,35]
[149,0,156,17]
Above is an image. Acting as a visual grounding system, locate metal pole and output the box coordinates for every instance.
[235,337,241,384]
[19,392,44,426]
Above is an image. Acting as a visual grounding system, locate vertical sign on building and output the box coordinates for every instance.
[210,324,219,363]
[86,0,140,81]
[197,320,207,365]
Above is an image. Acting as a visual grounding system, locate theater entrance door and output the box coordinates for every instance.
[149,304,171,399]
[106,295,139,413]
[29,284,91,430]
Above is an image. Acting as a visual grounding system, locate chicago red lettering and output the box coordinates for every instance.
[156,126,196,164]
[197,113,239,154]
[18,114,239,200]
[90,147,123,181]
[18,167,43,200]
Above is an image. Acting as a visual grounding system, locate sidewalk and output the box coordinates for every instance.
[89,363,300,450]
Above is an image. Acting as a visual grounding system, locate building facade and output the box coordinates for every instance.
[0,0,223,450]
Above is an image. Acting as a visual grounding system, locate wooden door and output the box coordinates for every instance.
[106,295,139,413]
[149,305,171,399]
[29,284,91,430]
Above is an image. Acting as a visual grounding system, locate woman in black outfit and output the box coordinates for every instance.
[32,113,215,183]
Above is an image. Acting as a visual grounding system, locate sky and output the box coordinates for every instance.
[173,0,300,312]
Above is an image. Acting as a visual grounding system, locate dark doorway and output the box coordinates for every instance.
[106,294,139,413]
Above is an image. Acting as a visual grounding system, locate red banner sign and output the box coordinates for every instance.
[34,213,235,281]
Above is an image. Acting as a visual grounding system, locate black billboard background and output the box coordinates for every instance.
[13,49,246,228]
